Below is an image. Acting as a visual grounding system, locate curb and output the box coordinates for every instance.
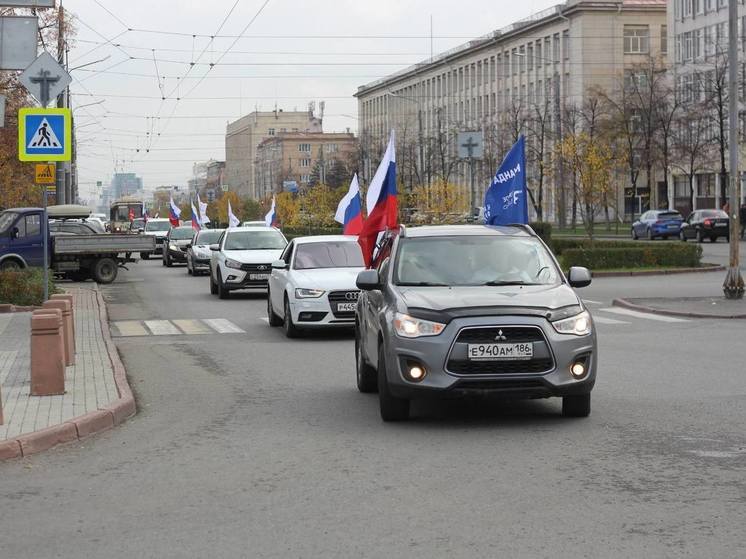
[612,297,746,320]
[593,264,724,278]
[1,287,136,460]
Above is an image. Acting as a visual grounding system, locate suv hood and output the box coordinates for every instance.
[223,249,284,263]
[400,284,580,314]
[291,267,364,290]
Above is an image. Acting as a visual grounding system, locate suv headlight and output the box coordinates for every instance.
[295,288,325,298]
[551,310,592,336]
[393,312,445,338]
[225,258,242,269]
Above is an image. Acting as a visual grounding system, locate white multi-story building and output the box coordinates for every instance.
[356,0,667,221]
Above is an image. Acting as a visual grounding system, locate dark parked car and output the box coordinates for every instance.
[679,209,729,243]
[162,225,195,267]
[631,210,683,240]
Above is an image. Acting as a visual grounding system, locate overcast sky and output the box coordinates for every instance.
[65,0,560,201]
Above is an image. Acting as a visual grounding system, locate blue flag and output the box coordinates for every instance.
[484,136,528,225]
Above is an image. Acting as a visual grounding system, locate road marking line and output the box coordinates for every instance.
[583,299,603,305]
[144,320,182,335]
[600,307,688,323]
[258,317,269,323]
[203,318,246,334]
[113,320,149,337]
[590,315,628,325]
[172,319,212,335]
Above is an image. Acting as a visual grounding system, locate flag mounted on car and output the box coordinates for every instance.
[483,135,528,226]
[335,173,363,235]
[358,130,397,267]
[190,202,201,232]
[264,196,278,227]
[228,200,240,229]
[169,194,181,227]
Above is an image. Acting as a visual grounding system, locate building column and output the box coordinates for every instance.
[692,174,698,211]
[715,173,721,209]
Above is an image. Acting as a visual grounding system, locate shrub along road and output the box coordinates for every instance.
[1,256,744,557]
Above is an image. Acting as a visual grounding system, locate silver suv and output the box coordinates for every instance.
[354,225,596,421]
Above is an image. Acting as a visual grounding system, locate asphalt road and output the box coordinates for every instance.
[2,251,745,558]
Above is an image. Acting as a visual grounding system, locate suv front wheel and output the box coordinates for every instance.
[356,330,377,393]
[562,393,591,417]
[378,344,409,421]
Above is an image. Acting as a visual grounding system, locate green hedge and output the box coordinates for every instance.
[550,240,702,270]
[0,268,58,306]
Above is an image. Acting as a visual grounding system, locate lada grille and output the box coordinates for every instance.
[239,263,272,272]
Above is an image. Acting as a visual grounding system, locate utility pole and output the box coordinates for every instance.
[553,71,565,228]
[723,0,744,299]
[55,1,66,205]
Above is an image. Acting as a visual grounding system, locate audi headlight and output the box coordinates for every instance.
[225,258,242,269]
[393,312,445,338]
[551,310,592,336]
[295,288,325,299]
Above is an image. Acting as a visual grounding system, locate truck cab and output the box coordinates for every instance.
[0,208,45,270]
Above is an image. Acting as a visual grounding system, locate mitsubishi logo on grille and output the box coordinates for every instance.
[257,265,268,271]
[345,292,359,300]
[494,329,507,341]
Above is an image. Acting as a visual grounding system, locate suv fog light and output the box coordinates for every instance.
[571,362,586,379]
[404,362,426,382]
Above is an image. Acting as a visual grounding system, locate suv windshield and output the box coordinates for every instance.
[224,230,286,251]
[195,230,223,245]
[0,212,19,234]
[294,241,364,270]
[170,227,194,240]
[145,221,171,232]
[394,236,561,287]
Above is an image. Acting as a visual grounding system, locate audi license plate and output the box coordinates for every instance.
[467,343,533,361]
[715,223,727,227]
[336,302,357,312]
[249,273,270,281]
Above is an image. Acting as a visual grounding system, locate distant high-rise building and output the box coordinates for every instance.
[225,108,323,199]
[111,173,143,200]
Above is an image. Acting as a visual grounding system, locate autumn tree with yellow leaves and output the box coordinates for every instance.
[410,180,468,224]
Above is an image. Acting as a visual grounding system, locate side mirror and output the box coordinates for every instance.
[568,266,592,288]
[209,244,220,251]
[185,243,192,249]
[137,228,145,233]
[356,269,381,291]
[271,259,287,270]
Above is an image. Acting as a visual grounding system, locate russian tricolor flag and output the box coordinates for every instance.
[358,130,397,267]
[334,174,363,235]
[264,195,278,227]
[169,195,181,227]
[190,202,201,232]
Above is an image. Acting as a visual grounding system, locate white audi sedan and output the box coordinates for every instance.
[267,235,365,337]
[209,226,288,299]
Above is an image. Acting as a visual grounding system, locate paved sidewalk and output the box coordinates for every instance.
[1,285,131,456]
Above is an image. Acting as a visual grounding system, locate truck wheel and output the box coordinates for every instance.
[0,259,23,271]
[378,344,409,421]
[562,394,591,418]
[356,330,377,393]
[92,258,118,284]
[140,252,150,260]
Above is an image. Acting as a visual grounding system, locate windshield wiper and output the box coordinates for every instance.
[483,280,540,286]
[397,281,449,287]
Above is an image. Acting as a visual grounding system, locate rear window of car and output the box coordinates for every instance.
[700,210,727,218]
[170,227,194,240]
[195,230,223,245]
[146,221,171,232]
[657,211,682,219]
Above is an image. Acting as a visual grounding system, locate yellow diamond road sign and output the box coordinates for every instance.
[35,163,56,184]
[18,107,71,162]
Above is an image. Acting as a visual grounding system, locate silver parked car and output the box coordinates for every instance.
[186,229,224,276]
[354,225,597,421]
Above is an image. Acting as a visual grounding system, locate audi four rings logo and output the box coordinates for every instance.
[345,292,359,300]
[494,329,507,341]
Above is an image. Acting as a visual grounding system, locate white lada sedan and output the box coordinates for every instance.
[267,235,365,337]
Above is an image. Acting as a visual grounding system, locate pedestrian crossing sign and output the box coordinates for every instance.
[18,107,71,162]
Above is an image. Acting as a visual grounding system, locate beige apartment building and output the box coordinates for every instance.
[355,0,667,221]
[225,109,323,199]
[255,132,357,196]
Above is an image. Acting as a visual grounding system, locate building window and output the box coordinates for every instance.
[326,143,338,153]
[624,26,650,54]
[562,30,570,59]
[298,143,311,152]
[697,174,715,197]
[300,158,311,167]
[280,128,286,133]
[553,33,560,62]
[683,0,692,17]
[674,176,689,198]
[300,175,310,183]
[268,128,275,136]
[661,25,668,54]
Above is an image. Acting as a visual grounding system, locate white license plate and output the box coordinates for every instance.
[336,302,357,312]
[467,343,533,361]
[668,224,679,228]
[249,273,270,281]
[715,223,727,227]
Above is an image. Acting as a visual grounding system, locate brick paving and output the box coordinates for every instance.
[0,286,119,440]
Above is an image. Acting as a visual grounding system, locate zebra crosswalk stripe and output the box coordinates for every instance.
[111,318,246,337]
[202,318,246,334]
[144,320,181,336]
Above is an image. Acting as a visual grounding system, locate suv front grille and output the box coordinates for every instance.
[446,326,554,376]
[239,263,272,273]
[328,290,360,319]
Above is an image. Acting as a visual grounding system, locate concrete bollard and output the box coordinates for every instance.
[30,309,65,396]
[42,300,74,367]
[50,294,75,340]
